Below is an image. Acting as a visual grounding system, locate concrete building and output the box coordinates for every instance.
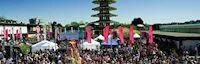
[145,23,200,55]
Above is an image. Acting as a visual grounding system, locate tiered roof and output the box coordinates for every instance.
[92,0,116,4]
[92,6,117,11]
[91,13,117,17]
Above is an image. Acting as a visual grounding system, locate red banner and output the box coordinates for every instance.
[26,32,29,40]
[16,29,19,40]
[87,26,91,43]
[148,25,154,44]
[5,29,8,40]
[129,25,134,44]
[118,26,124,45]
[103,26,109,43]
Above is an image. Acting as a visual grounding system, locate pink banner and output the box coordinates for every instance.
[103,26,109,43]
[57,28,61,41]
[87,26,91,43]
[148,25,154,44]
[16,29,19,40]
[5,29,8,40]
[129,25,134,44]
[118,26,124,45]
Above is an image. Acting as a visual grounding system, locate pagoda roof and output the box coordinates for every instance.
[90,20,118,24]
[92,6,117,11]
[91,13,117,17]
[92,0,116,4]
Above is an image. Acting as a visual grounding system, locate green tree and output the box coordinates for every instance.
[70,22,80,29]
[0,16,6,22]
[65,24,71,30]
[19,43,30,55]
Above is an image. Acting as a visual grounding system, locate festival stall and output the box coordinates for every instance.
[82,39,100,50]
[31,40,58,52]
[101,35,119,46]
[94,34,104,40]
[101,39,119,46]
[134,33,141,38]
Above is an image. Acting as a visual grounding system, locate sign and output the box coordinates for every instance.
[60,30,83,40]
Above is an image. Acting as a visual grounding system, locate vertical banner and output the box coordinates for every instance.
[57,27,61,41]
[12,27,15,41]
[148,25,154,44]
[20,27,23,40]
[36,26,40,41]
[5,29,8,41]
[129,25,134,45]
[65,27,67,33]
[48,31,51,39]
[26,32,29,41]
[86,26,91,43]
[55,27,58,42]
[103,26,109,43]
[43,25,46,40]
[71,27,74,33]
[9,30,11,39]
[118,26,124,45]
[3,26,5,41]
[16,29,19,40]
[48,26,52,39]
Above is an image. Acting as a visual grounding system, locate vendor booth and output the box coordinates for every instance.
[134,33,141,38]
[101,35,119,47]
[82,39,100,50]
[94,34,104,40]
[31,40,58,52]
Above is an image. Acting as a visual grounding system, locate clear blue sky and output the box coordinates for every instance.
[0,0,200,25]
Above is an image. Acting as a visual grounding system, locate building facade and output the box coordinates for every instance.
[160,23,200,33]
[150,23,200,55]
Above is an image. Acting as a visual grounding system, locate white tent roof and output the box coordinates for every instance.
[32,40,58,52]
[82,39,100,50]
[94,34,104,40]
[134,34,140,38]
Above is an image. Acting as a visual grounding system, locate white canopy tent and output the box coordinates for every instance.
[82,39,100,50]
[134,33,141,38]
[31,40,59,52]
[94,34,104,40]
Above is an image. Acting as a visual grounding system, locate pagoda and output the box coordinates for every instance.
[91,0,117,29]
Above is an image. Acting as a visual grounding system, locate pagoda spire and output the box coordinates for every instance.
[92,0,117,26]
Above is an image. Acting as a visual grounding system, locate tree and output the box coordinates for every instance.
[65,24,71,30]
[131,18,144,26]
[0,16,6,23]
[70,22,80,29]
[0,16,6,21]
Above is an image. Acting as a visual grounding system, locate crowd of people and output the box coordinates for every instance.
[80,44,199,64]
[0,42,199,64]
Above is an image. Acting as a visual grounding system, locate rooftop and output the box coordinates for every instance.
[144,30,200,38]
